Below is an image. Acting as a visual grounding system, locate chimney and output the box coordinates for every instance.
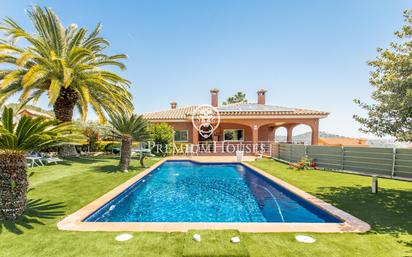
[257,89,267,105]
[210,88,219,107]
[170,101,177,109]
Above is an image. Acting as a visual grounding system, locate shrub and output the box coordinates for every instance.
[172,142,190,154]
[147,123,174,156]
[95,141,119,152]
[90,141,142,153]
[289,155,316,170]
[83,126,100,151]
[76,121,115,152]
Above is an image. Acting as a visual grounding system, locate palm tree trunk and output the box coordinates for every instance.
[0,151,28,221]
[139,154,146,168]
[53,87,79,157]
[119,136,132,172]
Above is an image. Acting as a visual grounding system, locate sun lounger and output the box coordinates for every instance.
[42,157,64,165]
[26,156,44,167]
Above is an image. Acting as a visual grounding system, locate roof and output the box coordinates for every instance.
[143,106,199,120]
[218,103,294,112]
[18,108,54,119]
[217,102,328,116]
[143,102,329,121]
[319,137,369,147]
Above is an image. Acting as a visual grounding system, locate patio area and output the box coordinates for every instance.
[1,156,411,257]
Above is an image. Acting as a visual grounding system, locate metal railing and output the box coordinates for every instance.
[195,141,273,155]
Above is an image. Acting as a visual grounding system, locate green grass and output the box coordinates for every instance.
[0,157,411,257]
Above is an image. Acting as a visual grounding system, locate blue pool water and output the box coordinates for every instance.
[84,161,341,223]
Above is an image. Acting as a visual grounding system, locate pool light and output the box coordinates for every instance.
[193,234,201,242]
[115,233,133,241]
[295,235,316,243]
[230,236,240,243]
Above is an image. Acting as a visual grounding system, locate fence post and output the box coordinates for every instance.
[269,142,272,157]
[278,143,281,159]
[341,146,345,171]
[391,148,396,178]
[304,145,308,156]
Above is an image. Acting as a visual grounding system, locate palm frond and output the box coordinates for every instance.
[109,112,149,141]
[48,79,61,104]
[0,107,84,151]
[1,107,14,132]
[0,5,132,122]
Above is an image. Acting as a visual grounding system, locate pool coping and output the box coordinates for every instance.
[57,157,370,233]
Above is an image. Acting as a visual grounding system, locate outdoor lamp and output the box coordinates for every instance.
[372,175,378,194]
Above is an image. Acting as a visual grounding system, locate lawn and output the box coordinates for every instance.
[0,157,411,257]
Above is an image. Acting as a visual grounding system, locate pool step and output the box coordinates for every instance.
[182,230,250,257]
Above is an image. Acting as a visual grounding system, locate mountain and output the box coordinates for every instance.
[275,131,342,145]
[275,131,410,148]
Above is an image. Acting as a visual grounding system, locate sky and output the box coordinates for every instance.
[1,0,411,138]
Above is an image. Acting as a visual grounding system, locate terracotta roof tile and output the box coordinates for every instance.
[143,106,199,120]
[143,103,328,120]
[18,108,54,119]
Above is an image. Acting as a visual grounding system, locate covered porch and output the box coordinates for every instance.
[190,119,320,155]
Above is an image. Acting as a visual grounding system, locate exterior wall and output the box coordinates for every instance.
[258,125,275,141]
[149,117,321,145]
[156,122,194,143]
[213,123,253,142]
[318,138,369,147]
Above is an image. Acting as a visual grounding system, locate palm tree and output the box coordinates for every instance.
[0,6,132,156]
[223,92,247,105]
[0,108,83,220]
[109,112,149,172]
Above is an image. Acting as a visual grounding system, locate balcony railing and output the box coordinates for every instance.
[193,141,273,155]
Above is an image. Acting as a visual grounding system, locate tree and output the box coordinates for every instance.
[354,10,412,142]
[147,123,173,156]
[0,6,132,156]
[222,92,247,105]
[109,112,149,172]
[76,120,112,152]
[0,107,83,220]
[82,124,100,152]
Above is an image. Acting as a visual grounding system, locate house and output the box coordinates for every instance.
[143,89,329,153]
[318,137,369,147]
[18,108,54,119]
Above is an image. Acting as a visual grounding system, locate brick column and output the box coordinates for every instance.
[286,126,294,143]
[252,124,259,153]
[192,124,198,145]
[311,120,319,145]
[268,127,275,141]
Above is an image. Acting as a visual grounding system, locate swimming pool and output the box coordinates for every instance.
[84,160,340,223]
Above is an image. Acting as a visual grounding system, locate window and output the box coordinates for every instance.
[174,130,189,142]
[224,129,244,141]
